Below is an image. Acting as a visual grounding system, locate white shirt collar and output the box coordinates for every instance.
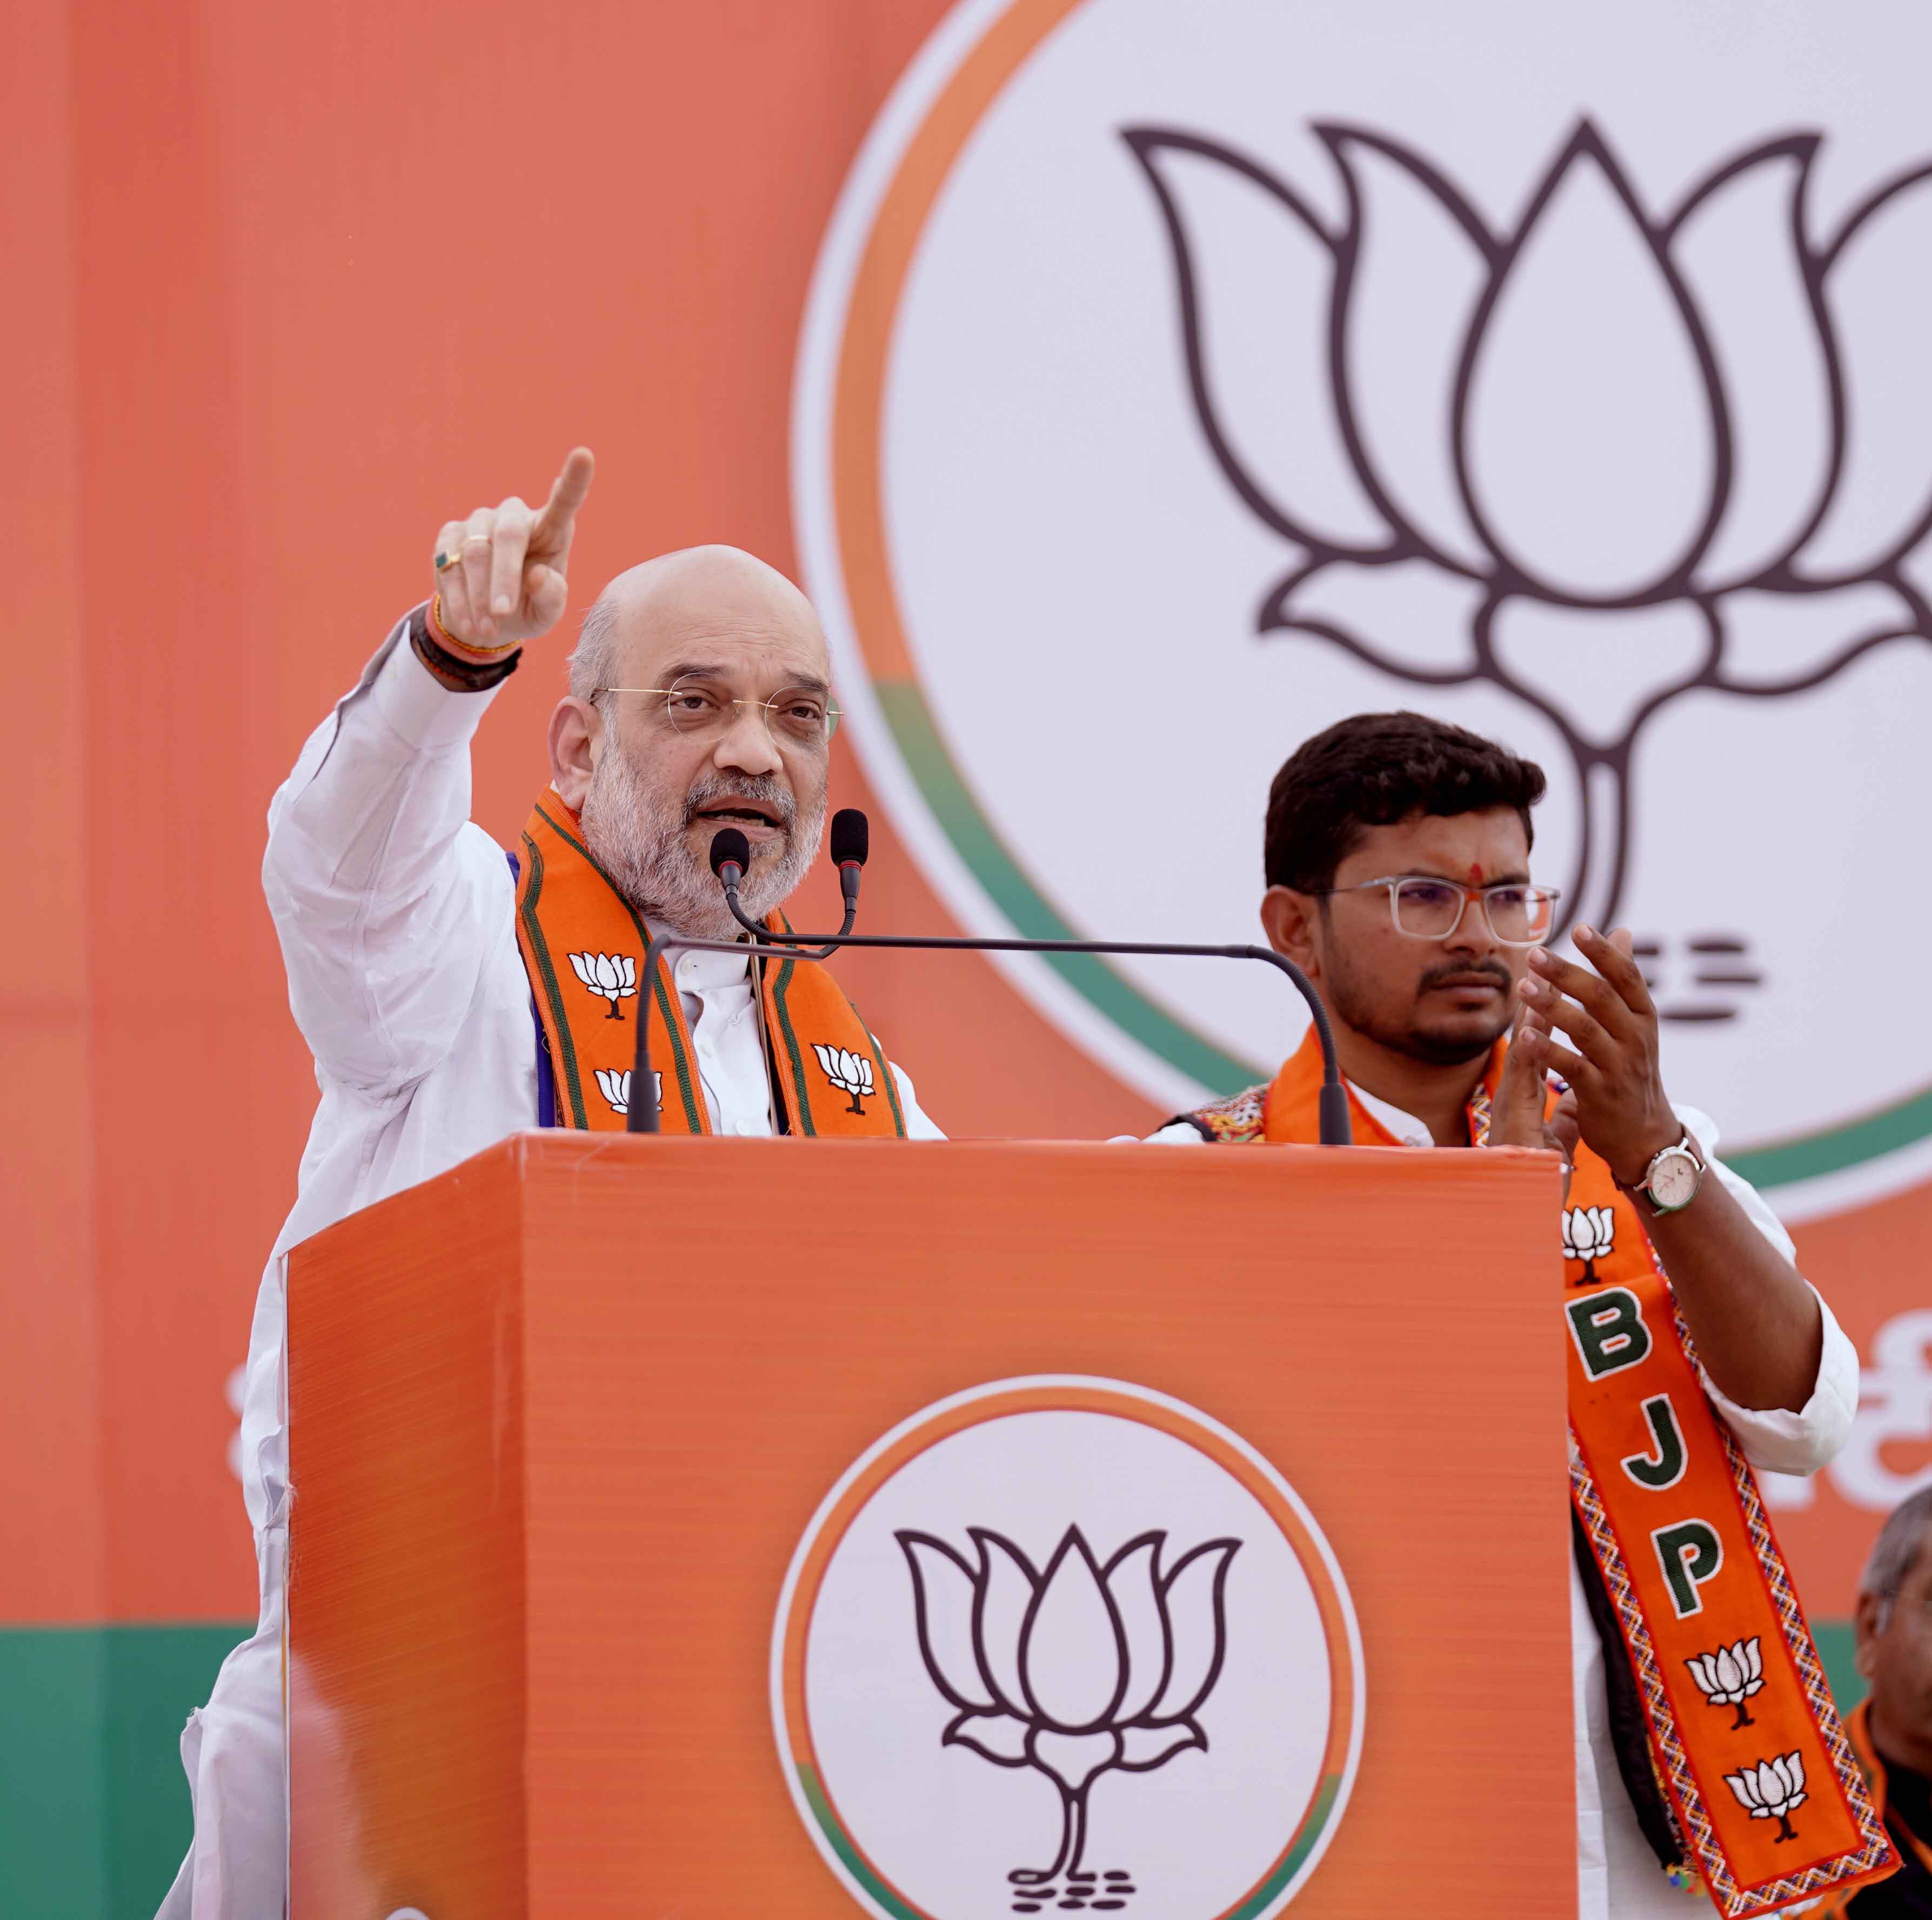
[665,937,752,996]
[1347,1077,1438,1150]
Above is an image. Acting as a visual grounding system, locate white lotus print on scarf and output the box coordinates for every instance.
[1685,1636,1766,1731]
[812,1043,875,1115]
[1561,1205,1616,1285]
[592,1066,661,1117]
[1723,1751,1807,1843]
[569,950,637,1020]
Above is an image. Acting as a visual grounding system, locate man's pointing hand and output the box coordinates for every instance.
[432,447,596,655]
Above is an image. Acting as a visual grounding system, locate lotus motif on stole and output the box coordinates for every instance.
[813,1043,876,1113]
[1561,1206,1615,1284]
[897,1525,1238,1886]
[568,950,637,1019]
[1686,1636,1766,1729]
[1128,119,1932,932]
[1724,1750,1807,1843]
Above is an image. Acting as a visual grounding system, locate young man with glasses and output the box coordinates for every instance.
[1153,711,1875,1917]
[158,450,942,1920]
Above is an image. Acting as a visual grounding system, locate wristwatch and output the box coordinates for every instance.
[1616,1130,1707,1216]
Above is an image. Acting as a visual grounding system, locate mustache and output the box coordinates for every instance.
[1417,958,1513,995]
[682,771,796,831]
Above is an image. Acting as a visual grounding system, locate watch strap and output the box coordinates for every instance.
[1613,1130,1705,1215]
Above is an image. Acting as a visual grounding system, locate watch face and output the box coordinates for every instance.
[1649,1147,1701,1210]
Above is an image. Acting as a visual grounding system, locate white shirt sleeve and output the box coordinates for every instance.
[891,1063,948,1140]
[262,614,514,1095]
[1129,1093,1859,1475]
[1675,1104,1859,1476]
[1141,1120,1208,1143]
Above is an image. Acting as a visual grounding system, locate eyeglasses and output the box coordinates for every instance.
[1881,1591,1932,1628]
[596,674,841,750]
[1318,874,1561,948]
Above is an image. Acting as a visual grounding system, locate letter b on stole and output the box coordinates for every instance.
[1566,1288,1652,1378]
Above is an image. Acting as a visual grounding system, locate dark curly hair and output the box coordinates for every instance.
[1264,712,1547,892]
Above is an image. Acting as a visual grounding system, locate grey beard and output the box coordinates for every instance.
[578,749,825,943]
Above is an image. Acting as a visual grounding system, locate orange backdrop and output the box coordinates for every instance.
[0,0,1922,1646]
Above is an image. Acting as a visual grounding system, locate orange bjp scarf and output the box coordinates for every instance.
[1200,1029,1896,1917]
[512,795,904,1138]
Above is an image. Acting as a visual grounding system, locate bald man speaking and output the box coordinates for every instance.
[158,451,943,1918]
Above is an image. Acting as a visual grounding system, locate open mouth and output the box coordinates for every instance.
[693,799,786,831]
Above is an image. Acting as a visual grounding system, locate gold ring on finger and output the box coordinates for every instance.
[463,532,492,549]
[434,548,462,571]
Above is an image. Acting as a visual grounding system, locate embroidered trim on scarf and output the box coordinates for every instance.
[1208,1025,1896,1915]
[1172,1083,1268,1143]
[511,796,905,1139]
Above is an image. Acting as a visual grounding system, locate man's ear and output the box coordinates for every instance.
[549,696,603,811]
[1853,1589,1886,1682]
[1261,885,1322,976]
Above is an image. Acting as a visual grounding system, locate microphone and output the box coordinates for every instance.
[711,821,854,956]
[707,827,751,893]
[717,813,867,942]
[830,808,867,912]
[637,811,1351,1144]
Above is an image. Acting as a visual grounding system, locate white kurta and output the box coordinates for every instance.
[157,618,942,1919]
[1148,1088,1859,1918]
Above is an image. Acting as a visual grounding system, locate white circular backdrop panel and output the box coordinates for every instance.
[797,0,1932,1211]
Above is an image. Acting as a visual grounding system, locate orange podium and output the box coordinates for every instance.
[285,1132,1572,1919]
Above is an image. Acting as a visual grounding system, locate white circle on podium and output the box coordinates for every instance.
[771,1376,1363,1920]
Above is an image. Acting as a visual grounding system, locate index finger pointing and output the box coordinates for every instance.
[532,447,595,553]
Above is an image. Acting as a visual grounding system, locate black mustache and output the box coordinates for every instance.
[1419,961,1512,993]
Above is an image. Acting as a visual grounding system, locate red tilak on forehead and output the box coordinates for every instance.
[1469,863,1486,885]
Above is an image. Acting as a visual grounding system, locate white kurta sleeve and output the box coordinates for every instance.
[890,1062,948,1139]
[263,612,514,1094]
[1674,1104,1859,1476]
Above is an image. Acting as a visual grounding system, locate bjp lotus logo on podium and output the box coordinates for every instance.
[898,1524,1239,1902]
[795,0,1932,1214]
[772,1377,1362,1920]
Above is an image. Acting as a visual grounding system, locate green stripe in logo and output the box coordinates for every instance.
[877,682,1261,1095]
[1723,1081,1932,1189]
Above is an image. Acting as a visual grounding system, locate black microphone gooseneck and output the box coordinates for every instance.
[707,824,854,958]
[631,817,1351,1143]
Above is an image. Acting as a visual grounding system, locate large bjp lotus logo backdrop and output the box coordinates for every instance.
[794,0,1932,1212]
